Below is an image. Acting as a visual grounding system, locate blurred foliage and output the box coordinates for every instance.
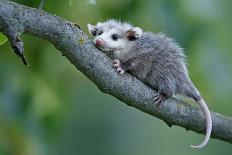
[0,0,232,155]
[0,33,7,46]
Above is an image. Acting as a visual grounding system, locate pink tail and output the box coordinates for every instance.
[191,99,212,149]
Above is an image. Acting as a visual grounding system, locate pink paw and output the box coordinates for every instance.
[154,94,167,107]
[112,59,125,74]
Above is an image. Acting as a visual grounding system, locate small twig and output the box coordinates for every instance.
[10,36,28,65]
[38,0,46,10]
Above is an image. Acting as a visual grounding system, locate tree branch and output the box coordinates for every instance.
[0,0,231,144]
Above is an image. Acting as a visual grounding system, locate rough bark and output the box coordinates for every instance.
[0,0,231,144]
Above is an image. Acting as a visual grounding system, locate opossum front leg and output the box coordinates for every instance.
[112,59,134,74]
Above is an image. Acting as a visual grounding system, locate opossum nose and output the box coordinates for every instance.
[95,39,104,46]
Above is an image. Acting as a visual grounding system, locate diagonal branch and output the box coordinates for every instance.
[0,0,231,144]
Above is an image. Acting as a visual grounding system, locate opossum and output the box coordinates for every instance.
[87,19,212,149]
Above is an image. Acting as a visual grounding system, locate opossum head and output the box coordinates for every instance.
[87,19,143,56]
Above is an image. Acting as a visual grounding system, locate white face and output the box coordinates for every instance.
[87,20,143,54]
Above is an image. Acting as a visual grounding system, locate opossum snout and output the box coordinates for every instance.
[95,39,104,46]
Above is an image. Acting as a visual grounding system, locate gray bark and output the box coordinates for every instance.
[0,0,231,144]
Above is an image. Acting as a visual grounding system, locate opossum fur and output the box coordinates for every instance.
[87,19,212,149]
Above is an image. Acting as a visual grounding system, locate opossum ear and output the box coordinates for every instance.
[126,27,143,41]
[87,24,97,36]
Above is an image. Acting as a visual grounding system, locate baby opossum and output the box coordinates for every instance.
[87,19,212,149]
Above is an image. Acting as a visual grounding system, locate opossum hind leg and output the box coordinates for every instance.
[153,93,168,107]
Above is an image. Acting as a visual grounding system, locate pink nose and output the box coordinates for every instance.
[95,39,104,46]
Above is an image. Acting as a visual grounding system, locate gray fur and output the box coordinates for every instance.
[112,32,200,100]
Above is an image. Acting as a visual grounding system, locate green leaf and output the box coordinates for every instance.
[0,33,8,46]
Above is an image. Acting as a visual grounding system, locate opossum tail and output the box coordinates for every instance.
[191,98,212,149]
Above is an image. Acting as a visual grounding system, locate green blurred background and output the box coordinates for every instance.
[0,0,232,155]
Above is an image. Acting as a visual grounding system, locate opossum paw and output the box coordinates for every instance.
[112,59,125,74]
[154,94,167,107]
[112,59,120,67]
[116,67,125,74]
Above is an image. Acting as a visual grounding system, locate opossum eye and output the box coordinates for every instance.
[98,30,103,35]
[92,31,97,36]
[111,34,119,41]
